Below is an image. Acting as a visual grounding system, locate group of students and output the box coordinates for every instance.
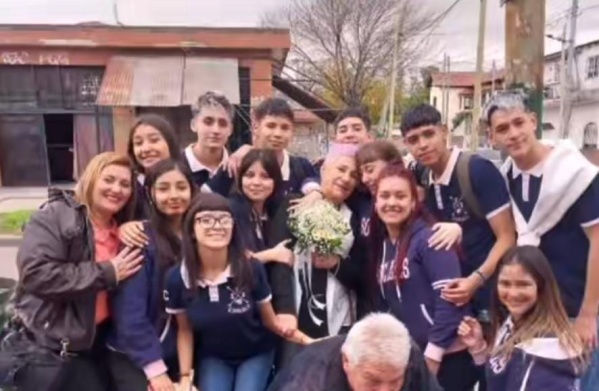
[2,89,598,391]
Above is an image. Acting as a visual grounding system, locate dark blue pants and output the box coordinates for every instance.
[437,349,481,391]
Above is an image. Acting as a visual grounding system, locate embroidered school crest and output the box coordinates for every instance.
[449,196,470,222]
[227,287,251,314]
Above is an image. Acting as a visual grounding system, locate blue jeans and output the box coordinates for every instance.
[576,318,599,391]
[581,335,599,391]
[198,350,274,391]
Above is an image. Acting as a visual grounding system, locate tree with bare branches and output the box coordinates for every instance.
[262,0,437,108]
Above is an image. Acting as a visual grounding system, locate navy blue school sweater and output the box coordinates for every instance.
[204,154,317,198]
[107,223,178,376]
[228,192,273,253]
[378,218,468,361]
[485,318,582,391]
[132,178,151,220]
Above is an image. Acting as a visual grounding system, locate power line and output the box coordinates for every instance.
[420,0,464,36]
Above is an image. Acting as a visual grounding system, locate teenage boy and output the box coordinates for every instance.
[204,98,318,196]
[183,91,233,188]
[118,91,234,247]
[484,90,599,391]
[311,108,372,171]
[401,104,515,318]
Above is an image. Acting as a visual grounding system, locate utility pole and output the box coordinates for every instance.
[442,53,448,124]
[563,0,579,139]
[504,0,546,138]
[559,23,569,139]
[387,0,403,139]
[471,0,488,152]
[442,54,451,125]
[491,60,497,93]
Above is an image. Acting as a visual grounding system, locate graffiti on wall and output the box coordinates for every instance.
[1,52,29,65]
[1,51,70,65]
[38,53,70,65]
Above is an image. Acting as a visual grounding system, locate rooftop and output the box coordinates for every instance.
[0,23,291,51]
[431,70,505,88]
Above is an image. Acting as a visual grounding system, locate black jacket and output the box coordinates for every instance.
[268,335,443,391]
[14,190,118,352]
[267,194,370,317]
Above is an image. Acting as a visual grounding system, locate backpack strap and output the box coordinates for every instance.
[456,152,484,219]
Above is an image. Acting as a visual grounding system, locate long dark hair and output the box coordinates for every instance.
[490,246,586,367]
[145,159,197,276]
[369,162,434,292]
[127,114,181,173]
[182,193,254,292]
[237,148,284,218]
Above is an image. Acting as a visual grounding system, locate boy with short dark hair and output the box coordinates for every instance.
[333,107,372,146]
[204,97,318,196]
[402,104,515,319]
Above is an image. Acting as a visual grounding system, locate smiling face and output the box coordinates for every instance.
[91,164,133,218]
[192,104,233,150]
[489,108,538,161]
[132,124,171,169]
[375,176,415,229]
[336,117,371,145]
[241,161,275,204]
[361,159,387,195]
[194,211,234,250]
[403,124,448,168]
[497,263,538,320]
[253,115,294,151]
[151,169,192,218]
[321,155,358,204]
[343,355,405,391]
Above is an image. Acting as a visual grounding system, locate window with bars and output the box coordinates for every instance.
[584,122,598,149]
[0,65,104,110]
[586,56,599,79]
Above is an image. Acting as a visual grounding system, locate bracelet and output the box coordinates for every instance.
[180,373,190,378]
[473,270,486,284]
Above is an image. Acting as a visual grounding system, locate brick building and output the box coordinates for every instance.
[0,24,336,187]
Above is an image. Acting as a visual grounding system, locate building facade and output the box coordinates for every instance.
[543,39,599,149]
[429,71,505,148]
[0,24,336,187]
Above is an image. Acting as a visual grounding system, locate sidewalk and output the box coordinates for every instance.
[0,187,49,246]
[0,187,48,213]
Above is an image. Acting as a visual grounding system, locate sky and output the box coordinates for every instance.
[0,0,598,72]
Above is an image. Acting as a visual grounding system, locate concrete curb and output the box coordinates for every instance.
[0,236,22,247]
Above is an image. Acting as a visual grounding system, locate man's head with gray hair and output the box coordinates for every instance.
[190,91,234,151]
[482,89,540,161]
[341,313,411,391]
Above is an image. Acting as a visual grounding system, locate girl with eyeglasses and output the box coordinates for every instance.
[164,193,308,391]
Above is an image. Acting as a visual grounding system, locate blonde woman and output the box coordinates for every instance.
[5,152,142,391]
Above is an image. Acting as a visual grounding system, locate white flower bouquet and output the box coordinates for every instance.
[288,199,352,257]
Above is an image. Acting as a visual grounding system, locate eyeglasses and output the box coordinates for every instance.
[195,215,234,229]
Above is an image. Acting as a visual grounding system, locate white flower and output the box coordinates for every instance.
[289,200,352,256]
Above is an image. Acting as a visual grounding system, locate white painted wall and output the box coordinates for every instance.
[543,41,599,149]
[544,103,599,148]
[430,86,469,135]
